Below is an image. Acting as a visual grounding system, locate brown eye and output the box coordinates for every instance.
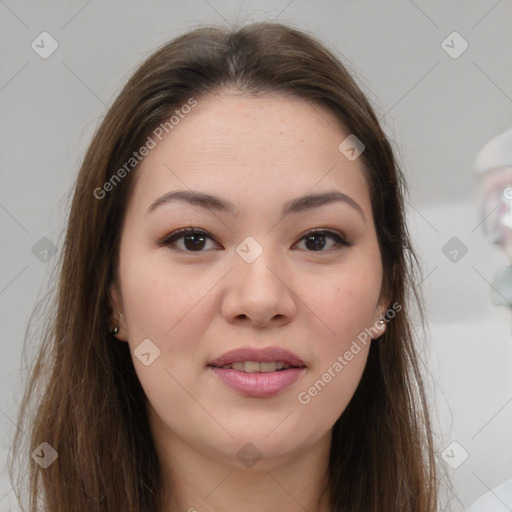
[295,230,352,252]
[158,228,218,252]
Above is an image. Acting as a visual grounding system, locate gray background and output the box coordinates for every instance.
[1,1,511,510]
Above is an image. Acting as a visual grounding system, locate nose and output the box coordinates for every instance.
[221,245,297,328]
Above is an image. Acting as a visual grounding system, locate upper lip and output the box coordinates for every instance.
[208,347,306,368]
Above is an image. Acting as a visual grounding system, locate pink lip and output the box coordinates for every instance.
[209,367,306,398]
[207,346,306,398]
[208,346,306,368]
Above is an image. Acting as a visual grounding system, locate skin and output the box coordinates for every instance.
[110,90,388,512]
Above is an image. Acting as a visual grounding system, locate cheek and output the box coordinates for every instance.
[120,247,211,343]
[300,254,382,350]
[317,284,379,341]
[292,294,374,435]
[117,251,216,435]
[291,254,380,426]
[296,344,370,434]
[118,248,223,410]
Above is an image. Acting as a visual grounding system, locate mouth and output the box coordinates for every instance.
[209,361,303,372]
[208,346,306,368]
[207,347,307,397]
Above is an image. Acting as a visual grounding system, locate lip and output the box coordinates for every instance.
[209,367,306,398]
[207,346,306,398]
[208,346,306,368]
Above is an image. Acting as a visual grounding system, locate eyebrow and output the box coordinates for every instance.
[146,189,365,221]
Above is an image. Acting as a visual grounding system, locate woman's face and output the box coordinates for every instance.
[110,92,387,467]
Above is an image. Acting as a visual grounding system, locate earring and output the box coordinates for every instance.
[111,322,119,335]
[378,320,385,326]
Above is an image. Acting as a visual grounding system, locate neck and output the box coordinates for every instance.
[154,427,333,512]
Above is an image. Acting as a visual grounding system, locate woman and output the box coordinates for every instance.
[10,21,440,511]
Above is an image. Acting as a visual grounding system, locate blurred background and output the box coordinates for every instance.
[1,1,511,510]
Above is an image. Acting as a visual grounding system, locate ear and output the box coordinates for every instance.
[372,295,392,340]
[108,280,128,342]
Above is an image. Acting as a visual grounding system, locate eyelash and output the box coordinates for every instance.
[157,227,353,254]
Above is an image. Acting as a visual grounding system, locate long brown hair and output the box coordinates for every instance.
[10,21,441,511]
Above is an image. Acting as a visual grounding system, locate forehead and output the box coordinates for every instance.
[129,92,372,216]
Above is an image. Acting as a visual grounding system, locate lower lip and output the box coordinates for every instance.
[209,366,306,398]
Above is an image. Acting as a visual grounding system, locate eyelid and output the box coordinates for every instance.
[157,228,218,251]
[297,228,353,248]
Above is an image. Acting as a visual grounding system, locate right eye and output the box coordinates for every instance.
[157,228,220,253]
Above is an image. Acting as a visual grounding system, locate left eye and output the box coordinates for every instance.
[158,228,351,253]
[294,229,350,252]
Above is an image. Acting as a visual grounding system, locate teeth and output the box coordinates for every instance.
[260,362,277,373]
[219,361,293,372]
[244,361,261,373]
